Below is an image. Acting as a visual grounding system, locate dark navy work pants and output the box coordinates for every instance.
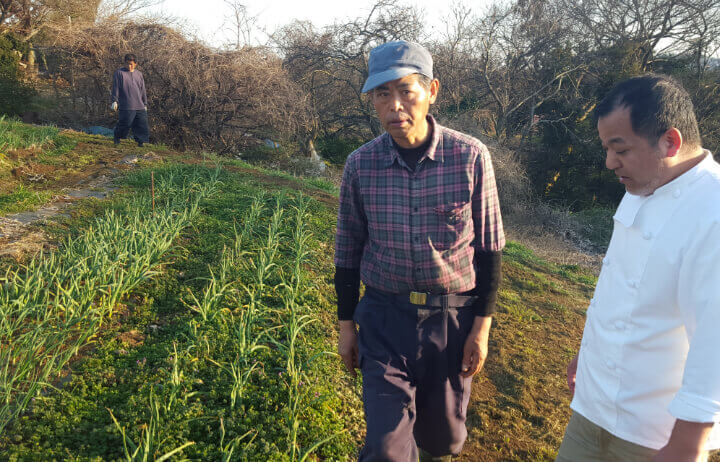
[355,286,475,461]
[114,109,149,144]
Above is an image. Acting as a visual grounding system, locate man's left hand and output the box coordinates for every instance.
[652,420,712,462]
[461,316,492,377]
[653,445,706,462]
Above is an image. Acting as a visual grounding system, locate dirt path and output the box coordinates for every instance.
[0,149,159,259]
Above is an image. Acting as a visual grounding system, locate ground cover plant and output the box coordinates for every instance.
[0,165,221,432]
[1,160,365,460]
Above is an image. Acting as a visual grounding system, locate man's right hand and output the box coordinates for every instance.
[111,102,118,111]
[338,320,359,377]
[567,353,579,395]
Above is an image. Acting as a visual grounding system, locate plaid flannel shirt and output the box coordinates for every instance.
[334,116,505,294]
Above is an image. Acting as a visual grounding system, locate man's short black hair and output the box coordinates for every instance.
[124,53,137,63]
[595,74,701,149]
[416,74,432,90]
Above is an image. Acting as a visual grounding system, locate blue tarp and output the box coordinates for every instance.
[83,126,114,137]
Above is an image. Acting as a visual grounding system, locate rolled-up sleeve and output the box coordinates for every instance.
[334,154,367,268]
[472,145,505,252]
[669,221,720,423]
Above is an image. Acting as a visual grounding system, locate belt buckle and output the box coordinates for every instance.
[409,291,427,305]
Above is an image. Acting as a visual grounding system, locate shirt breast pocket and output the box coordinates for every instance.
[430,201,472,250]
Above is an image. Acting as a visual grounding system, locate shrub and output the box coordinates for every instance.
[315,135,364,165]
[0,34,36,117]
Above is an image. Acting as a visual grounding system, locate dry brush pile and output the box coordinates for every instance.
[42,21,313,154]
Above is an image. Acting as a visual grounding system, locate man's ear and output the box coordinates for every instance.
[660,128,683,158]
[429,79,440,104]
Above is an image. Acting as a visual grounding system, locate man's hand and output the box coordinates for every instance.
[111,102,118,111]
[461,316,492,378]
[338,320,359,377]
[652,420,712,462]
[567,353,579,395]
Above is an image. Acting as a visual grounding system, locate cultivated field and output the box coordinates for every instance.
[2,120,713,461]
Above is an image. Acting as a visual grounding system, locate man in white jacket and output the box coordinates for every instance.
[557,74,720,462]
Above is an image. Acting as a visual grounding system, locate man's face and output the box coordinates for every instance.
[126,60,137,72]
[598,106,670,196]
[371,74,438,148]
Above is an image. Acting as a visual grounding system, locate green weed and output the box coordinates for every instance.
[0,185,50,215]
[0,116,58,151]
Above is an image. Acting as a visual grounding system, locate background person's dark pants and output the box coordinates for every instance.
[114,109,149,145]
[355,287,475,461]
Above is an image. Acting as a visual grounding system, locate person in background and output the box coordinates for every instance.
[111,53,149,147]
[334,40,505,461]
[557,74,720,462]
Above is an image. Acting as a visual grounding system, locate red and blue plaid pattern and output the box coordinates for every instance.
[334,116,505,294]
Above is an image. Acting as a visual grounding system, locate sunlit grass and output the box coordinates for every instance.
[0,116,59,152]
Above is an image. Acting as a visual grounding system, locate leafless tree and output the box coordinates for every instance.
[431,2,480,114]
[561,0,720,71]
[221,0,258,49]
[0,0,101,39]
[469,0,586,142]
[96,0,159,21]
[274,0,425,145]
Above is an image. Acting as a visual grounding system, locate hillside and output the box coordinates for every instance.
[0,120,696,461]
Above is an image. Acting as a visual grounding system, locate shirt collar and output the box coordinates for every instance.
[614,150,715,227]
[383,115,443,167]
[652,149,714,197]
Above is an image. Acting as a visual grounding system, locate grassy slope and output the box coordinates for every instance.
[2,121,710,461]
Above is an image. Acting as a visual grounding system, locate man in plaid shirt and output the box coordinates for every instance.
[335,41,505,461]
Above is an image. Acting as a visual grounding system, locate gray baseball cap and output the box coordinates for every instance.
[361,41,433,93]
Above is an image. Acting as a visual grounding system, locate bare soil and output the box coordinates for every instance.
[0,135,168,260]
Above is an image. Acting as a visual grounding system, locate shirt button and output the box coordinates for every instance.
[415,267,422,272]
[606,359,616,370]
[643,231,653,240]
[615,320,625,330]
[413,236,420,242]
[628,279,638,288]
[413,207,419,213]
[673,189,681,198]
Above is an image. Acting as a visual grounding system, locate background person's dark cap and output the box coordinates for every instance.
[361,41,433,93]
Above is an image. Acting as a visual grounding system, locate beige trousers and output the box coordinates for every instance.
[556,412,709,462]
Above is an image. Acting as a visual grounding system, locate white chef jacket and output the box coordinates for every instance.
[571,151,720,450]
